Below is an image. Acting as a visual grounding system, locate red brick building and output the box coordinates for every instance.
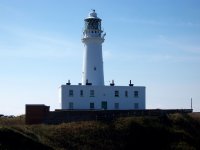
[25,104,49,124]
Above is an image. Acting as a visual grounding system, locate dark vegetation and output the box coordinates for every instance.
[0,113,200,150]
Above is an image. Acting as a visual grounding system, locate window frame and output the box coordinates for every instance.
[134,91,139,98]
[90,90,95,97]
[134,103,139,109]
[69,90,74,97]
[125,90,128,97]
[114,90,119,97]
[69,102,74,109]
[114,103,119,109]
[80,90,83,97]
[90,102,94,109]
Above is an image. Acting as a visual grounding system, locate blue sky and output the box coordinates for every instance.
[0,0,200,115]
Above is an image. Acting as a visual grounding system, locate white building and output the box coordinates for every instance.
[60,10,146,110]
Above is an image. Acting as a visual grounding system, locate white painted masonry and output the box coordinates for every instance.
[60,10,146,110]
[82,10,105,85]
[61,85,145,110]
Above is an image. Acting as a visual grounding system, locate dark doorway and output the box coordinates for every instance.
[101,101,107,110]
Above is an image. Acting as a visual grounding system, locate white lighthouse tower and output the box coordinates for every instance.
[60,10,146,110]
[82,10,105,86]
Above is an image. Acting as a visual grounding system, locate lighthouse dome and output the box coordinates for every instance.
[88,10,98,18]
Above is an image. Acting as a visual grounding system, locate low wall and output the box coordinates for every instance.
[43,109,193,124]
[25,104,193,124]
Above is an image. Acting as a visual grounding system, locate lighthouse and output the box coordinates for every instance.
[60,10,146,110]
[82,10,105,86]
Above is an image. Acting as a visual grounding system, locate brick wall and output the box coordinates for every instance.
[25,104,50,124]
[25,105,192,124]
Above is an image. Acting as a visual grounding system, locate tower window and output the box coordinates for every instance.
[134,91,139,97]
[92,31,93,33]
[115,91,119,97]
[90,90,95,97]
[69,90,73,97]
[80,90,83,97]
[94,67,96,71]
[125,91,128,97]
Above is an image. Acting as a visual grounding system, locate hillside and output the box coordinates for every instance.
[0,113,200,150]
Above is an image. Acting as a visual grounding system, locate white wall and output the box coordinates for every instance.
[82,37,104,86]
[60,84,145,110]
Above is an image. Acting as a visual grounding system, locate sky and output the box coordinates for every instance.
[0,0,200,115]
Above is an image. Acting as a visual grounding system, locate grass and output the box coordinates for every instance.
[0,113,200,149]
[0,115,25,126]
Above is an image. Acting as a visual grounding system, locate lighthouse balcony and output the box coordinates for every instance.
[82,34,106,41]
[83,30,102,38]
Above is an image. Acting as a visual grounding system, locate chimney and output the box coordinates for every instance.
[129,80,133,86]
[66,80,71,85]
[86,79,92,85]
[110,80,115,86]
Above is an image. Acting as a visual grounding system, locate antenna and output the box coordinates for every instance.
[191,98,193,110]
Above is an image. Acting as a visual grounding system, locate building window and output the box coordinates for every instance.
[114,103,119,109]
[90,102,94,109]
[125,91,128,97]
[69,90,73,97]
[115,91,119,97]
[134,91,139,97]
[69,102,74,109]
[90,90,95,97]
[134,103,139,109]
[80,90,83,97]
[101,101,107,110]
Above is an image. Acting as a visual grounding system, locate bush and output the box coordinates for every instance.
[0,113,200,149]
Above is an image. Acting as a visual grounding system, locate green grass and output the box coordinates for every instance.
[0,113,200,150]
